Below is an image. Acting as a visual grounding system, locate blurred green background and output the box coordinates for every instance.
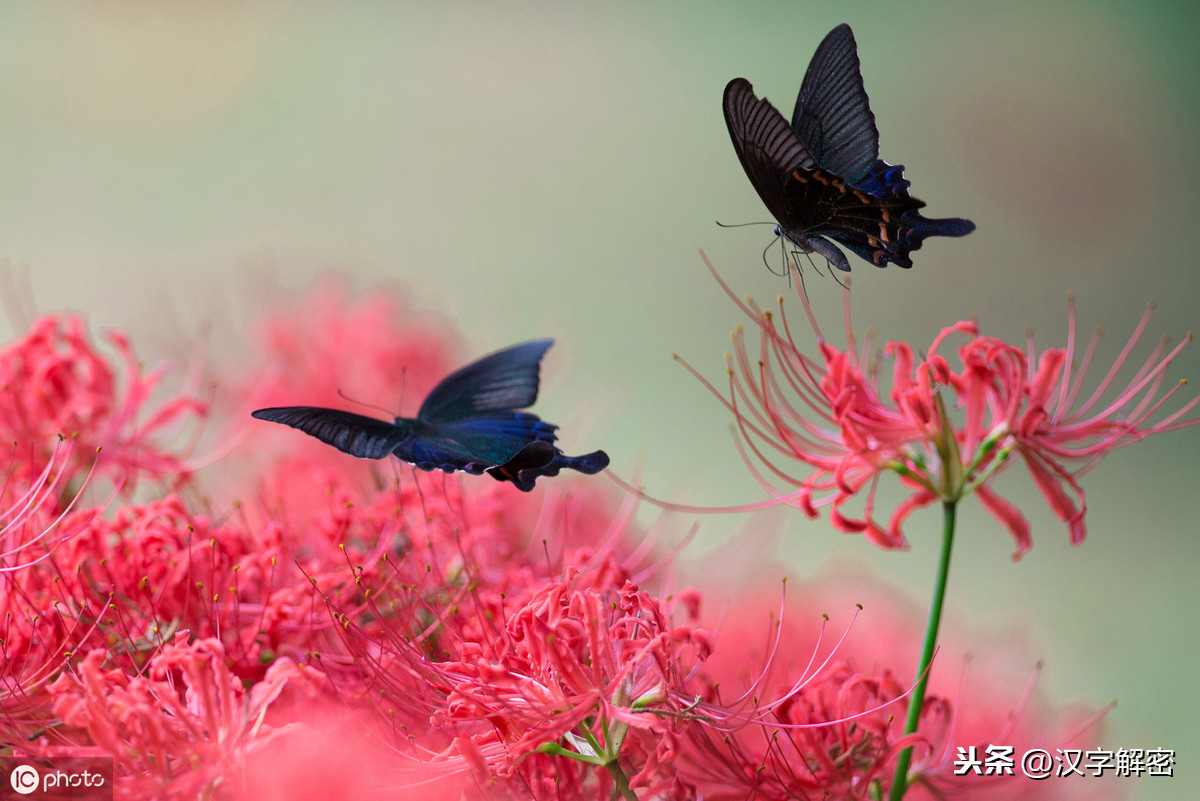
[1,3,1196,798]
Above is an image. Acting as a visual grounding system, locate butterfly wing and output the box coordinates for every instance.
[251,407,412,459]
[780,161,973,270]
[255,341,610,491]
[487,441,609,492]
[791,24,880,186]
[393,411,558,473]
[723,77,817,226]
[417,339,553,424]
[726,24,973,272]
[725,78,859,265]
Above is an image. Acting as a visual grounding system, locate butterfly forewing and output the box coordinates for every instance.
[723,78,816,224]
[250,407,411,459]
[791,23,879,184]
[417,339,552,423]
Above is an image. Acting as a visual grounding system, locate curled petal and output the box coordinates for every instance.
[1021,449,1088,545]
[975,485,1032,560]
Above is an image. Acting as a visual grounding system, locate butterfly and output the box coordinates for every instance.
[251,339,609,492]
[723,23,975,272]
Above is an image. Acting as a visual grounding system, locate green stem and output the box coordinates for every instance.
[606,760,637,801]
[887,500,957,801]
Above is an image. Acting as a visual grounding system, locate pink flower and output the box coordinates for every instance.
[226,276,469,507]
[0,314,205,486]
[682,662,920,800]
[0,275,1128,800]
[247,274,457,431]
[0,436,96,571]
[685,254,1199,557]
[0,438,110,738]
[335,525,711,799]
[674,569,1120,801]
[42,634,333,800]
[436,564,711,786]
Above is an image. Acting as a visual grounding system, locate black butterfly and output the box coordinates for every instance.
[723,23,975,271]
[251,339,609,492]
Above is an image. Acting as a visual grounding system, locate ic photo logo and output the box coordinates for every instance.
[3,759,111,798]
[8,764,39,795]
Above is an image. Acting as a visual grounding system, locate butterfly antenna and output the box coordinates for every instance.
[335,388,396,418]
[715,219,777,230]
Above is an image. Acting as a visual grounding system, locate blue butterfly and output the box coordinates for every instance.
[723,23,975,271]
[251,339,609,492]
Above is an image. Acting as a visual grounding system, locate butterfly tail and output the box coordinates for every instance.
[487,444,610,492]
[549,449,610,476]
[853,214,975,269]
[839,159,975,268]
[899,212,977,253]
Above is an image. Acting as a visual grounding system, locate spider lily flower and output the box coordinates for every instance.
[44,635,331,800]
[686,253,1199,557]
[0,314,205,485]
[671,573,1117,801]
[343,550,713,799]
[0,278,1124,800]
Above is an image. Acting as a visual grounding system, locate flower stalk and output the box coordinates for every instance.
[888,499,957,801]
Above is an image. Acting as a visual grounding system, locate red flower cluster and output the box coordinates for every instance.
[677,572,1116,801]
[0,281,1123,800]
[0,314,205,484]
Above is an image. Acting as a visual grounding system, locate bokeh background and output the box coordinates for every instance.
[1,3,1197,798]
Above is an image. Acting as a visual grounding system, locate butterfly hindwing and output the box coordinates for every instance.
[777,165,924,269]
[250,407,412,459]
[487,442,610,492]
[791,23,879,185]
[394,412,557,473]
[417,339,552,423]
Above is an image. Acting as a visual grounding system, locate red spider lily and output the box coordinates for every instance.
[679,664,924,800]
[674,572,1119,801]
[680,657,1112,801]
[0,438,113,742]
[346,538,921,801]
[0,314,206,485]
[248,274,457,420]
[436,565,712,793]
[41,635,332,800]
[0,279,1127,800]
[682,253,1199,557]
[330,527,712,800]
[0,437,99,572]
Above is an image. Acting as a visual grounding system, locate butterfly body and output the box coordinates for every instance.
[252,339,609,492]
[723,24,974,271]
